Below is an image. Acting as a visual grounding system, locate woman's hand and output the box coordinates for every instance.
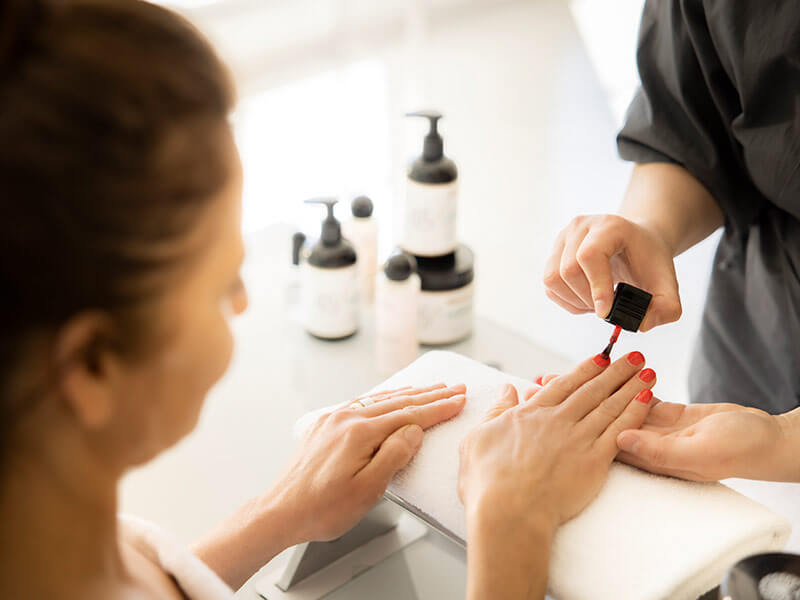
[273,383,466,543]
[543,214,680,331]
[459,352,656,600]
[616,400,798,482]
[193,384,465,589]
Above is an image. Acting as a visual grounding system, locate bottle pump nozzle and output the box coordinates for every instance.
[406,111,444,161]
[304,197,341,247]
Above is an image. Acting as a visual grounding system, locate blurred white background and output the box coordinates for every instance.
[168,0,719,403]
[123,0,734,547]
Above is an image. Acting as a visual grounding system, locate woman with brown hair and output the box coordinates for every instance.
[0,1,656,598]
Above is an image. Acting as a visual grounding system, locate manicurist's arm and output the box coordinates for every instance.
[619,163,724,256]
[192,384,468,589]
[460,350,658,599]
[543,162,723,331]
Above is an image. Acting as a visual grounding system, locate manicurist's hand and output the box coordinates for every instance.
[616,400,799,482]
[543,163,726,331]
[459,352,656,600]
[543,214,680,331]
[193,384,465,589]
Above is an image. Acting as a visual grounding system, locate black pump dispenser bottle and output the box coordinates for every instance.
[304,198,356,269]
[406,111,458,184]
[300,198,359,340]
[402,111,459,257]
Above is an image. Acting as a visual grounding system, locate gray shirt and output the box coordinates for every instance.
[618,0,800,413]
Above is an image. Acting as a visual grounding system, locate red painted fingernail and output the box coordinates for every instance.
[638,368,656,383]
[627,351,645,366]
[635,389,653,404]
[593,354,611,367]
[534,375,544,385]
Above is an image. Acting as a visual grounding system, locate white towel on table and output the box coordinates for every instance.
[295,350,791,600]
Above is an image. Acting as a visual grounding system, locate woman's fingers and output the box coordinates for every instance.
[371,394,466,439]
[526,355,610,409]
[352,385,415,402]
[580,363,656,438]
[356,384,465,417]
[482,384,519,422]
[594,387,654,457]
[356,424,424,491]
[556,352,647,420]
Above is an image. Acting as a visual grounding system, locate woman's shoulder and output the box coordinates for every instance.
[119,515,234,600]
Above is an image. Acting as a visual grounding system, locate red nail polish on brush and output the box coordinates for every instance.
[593,354,611,367]
[635,389,653,404]
[627,351,645,366]
[535,375,544,385]
[638,368,656,383]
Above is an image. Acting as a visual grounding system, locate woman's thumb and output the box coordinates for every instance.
[365,425,424,488]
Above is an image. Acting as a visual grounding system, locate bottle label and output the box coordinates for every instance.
[403,180,458,256]
[418,283,473,345]
[302,264,359,338]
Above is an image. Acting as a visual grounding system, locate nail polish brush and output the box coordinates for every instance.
[599,283,653,360]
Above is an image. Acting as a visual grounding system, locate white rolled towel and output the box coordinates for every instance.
[295,350,791,600]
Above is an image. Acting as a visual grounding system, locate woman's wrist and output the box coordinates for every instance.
[466,491,556,600]
[192,491,302,590]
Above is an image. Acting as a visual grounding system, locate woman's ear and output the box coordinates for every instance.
[53,312,119,430]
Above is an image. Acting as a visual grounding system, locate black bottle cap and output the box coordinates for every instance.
[351,195,373,218]
[604,283,652,332]
[413,244,474,291]
[384,252,416,282]
[406,111,444,161]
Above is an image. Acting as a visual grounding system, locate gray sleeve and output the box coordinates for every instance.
[617,0,763,234]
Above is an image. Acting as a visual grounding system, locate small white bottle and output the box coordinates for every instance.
[376,252,420,374]
[343,195,378,305]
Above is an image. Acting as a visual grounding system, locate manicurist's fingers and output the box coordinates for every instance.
[357,384,466,418]
[371,394,466,439]
[616,429,707,480]
[559,226,594,308]
[526,354,611,409]
[543,234,592,314]
[581,364,656,438]
[356,424,424,490]
[545,289,588,314]
[556,352,647,420]
[575,228,619,319]
[482,384,519,422]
